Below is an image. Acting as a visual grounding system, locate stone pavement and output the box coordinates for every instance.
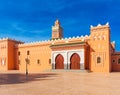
[0,70,120,95]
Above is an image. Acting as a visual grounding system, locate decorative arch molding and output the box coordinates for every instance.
[67,50,84,69]
[52,52,67,64]
[55,54,64,69]
[70,53,80,69]
[68,51,84,64]
[52,51,67,69]
[51,49,84,70]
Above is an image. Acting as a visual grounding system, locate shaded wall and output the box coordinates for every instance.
[111,53,120,71]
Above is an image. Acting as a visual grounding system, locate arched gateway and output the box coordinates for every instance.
[55,54,64,69]
[70,53,80,69]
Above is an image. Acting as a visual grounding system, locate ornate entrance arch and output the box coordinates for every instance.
[70,53,80,69]
[55,54,64,69]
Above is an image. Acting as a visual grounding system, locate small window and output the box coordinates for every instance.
[49,59,51,64]
[97,57,101,63]
[1,58,6,65]
[18,52,20,56]
[37,59,40,64]
[112,60,115,63]
[118,58,120,64]
[27,51,30,55]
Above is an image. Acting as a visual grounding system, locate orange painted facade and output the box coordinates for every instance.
[0,39,22,71]
[0,20,119,72]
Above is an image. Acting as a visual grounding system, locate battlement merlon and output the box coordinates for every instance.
[0,37,23,44]
[90,22,110,32]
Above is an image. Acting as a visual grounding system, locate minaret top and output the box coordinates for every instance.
[52,19,63,39]
[55,19,60,26]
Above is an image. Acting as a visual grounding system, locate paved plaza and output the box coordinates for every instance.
[0,70,120,95]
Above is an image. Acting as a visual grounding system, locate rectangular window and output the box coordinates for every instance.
[37,59,40,64]
[118,59,120,64]
[18,52,20,56]
[97,57,101,64]
[27,51,30,55]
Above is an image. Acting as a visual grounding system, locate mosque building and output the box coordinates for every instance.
[0,20,120,72]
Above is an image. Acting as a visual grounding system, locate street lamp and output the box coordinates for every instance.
[25,58,29,75]
[25,50,30,75]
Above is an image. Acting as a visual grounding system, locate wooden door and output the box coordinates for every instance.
[70,53,80,69]
[55,54,64,69]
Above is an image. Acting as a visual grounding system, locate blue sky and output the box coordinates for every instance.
[0,0,120,51]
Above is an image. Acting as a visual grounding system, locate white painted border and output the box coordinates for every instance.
[51,49,84,65]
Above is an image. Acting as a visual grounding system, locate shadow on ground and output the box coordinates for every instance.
[0,73,57,85]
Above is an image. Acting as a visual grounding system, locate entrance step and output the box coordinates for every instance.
[44,69,90,73]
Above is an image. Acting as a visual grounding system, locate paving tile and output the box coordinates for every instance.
[0,71,120,95]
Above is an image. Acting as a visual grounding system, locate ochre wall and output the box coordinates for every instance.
[89,25,111,72]
[0,22,120,73]
[0,40,8,71]
[0,39,20,71]
[18,43,52,73]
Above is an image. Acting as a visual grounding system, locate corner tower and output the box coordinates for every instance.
[52,19,63,40]
[89,23,111,72]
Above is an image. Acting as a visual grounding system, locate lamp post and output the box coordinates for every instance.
[25,50,30,75]
[25,58,29,75]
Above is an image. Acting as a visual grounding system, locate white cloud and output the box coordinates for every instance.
[11,23,27,32]
[29,28,50,34]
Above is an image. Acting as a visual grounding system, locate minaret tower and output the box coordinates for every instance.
[52,19,63,40]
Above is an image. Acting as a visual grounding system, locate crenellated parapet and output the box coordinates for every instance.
[18,35,90,47]
[0,37,9,41]
[90,22,110,32]
[0,37,22,43]
[90,22,109,28]
[90,22,111,41]
[18,39,51,47]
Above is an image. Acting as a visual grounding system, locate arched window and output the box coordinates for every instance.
[112,59,115,63]
[37,59,40,64]
[97,57,101,63]
[18,51,20,56]
[49,59,51,64]
[27,50,30,55]
[118,58,120,64]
